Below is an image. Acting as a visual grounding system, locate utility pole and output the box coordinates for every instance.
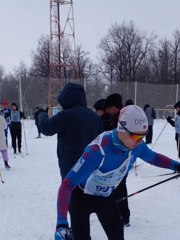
[48,0,78,109]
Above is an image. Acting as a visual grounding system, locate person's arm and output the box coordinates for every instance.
[138,143,180,171]
[38,111,64,136]
[167,116,175,127]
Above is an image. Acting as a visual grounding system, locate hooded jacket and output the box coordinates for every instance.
[38,83,102,178]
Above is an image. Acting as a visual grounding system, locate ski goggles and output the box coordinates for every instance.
[118,121,147,142]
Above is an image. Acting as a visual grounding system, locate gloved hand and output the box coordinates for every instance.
[175,164,180,173]
[55,225,70,240]
[167,116,172,123]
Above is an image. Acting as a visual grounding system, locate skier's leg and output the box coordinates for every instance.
[70,187,91,240]
[96,195,124,240]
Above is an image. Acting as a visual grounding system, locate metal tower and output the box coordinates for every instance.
[48,0,77,108]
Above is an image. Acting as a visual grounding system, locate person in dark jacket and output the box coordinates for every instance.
[34,107,42,138]
[167,101,180,158]
[94,98,106,131]
[103,93,130,226]
[38,83,102,239]
[125,99,134,106]
[38,82,102,179]
[7,103,25,154]
[144,104,156,144]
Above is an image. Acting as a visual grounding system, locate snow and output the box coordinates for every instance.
[0,119,180,240]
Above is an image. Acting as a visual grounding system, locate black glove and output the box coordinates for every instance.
[167,116,172,123]
[175,164,180,173]
[55,224,70,240]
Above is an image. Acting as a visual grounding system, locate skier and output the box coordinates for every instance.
[5,103,25,154]
[0,114,10,168]
[54,105,180,240]
[167,101,180,158]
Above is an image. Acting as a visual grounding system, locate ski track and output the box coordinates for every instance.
[0,119,180,240]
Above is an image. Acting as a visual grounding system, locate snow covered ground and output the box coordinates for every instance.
[0,119,180,240]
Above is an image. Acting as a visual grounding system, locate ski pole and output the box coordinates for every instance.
[0,171,5,183]
[151,121,168,149]
[22,119,28,155]
[116,173,180,203]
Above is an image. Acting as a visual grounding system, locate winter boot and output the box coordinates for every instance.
[18,148,21,153]
[14,149,17,154]
[4,161,11,169]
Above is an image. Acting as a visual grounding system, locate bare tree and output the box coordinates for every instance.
[98,21,154,83]
[170,30,180,83]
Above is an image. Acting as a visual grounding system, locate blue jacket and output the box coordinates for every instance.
[38,83,102,178]
[56,129,180,225]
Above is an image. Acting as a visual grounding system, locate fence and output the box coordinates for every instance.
[85,81,179,116]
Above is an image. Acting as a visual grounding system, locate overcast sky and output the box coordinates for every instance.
[0,0,180,73]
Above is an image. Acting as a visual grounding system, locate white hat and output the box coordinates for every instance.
[117,105,148,133]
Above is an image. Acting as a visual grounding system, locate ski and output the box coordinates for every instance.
[13,153,25,158]
[142,171,176,178]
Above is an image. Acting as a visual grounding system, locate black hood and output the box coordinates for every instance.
[57,82,87,109]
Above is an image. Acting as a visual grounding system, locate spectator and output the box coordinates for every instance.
[125,99,134,106]
[167,101,180,158]
[1,100,11,145]
[34,107,42,138]
[94,98,106,130]
[104,93,130,226]
[144,104,156,144]
[38,82,102,239]
[0,114,10,168]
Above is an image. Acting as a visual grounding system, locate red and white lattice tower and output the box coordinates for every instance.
[48,0,78,107]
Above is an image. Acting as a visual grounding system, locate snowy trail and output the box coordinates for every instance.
[0,119,180,240]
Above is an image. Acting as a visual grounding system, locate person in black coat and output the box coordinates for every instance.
[144,104,156,144]
[38,82,102,179]
[34,107,42,138]
[103,93,131,226]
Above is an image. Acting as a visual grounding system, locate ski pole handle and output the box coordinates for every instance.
[116,173,180,203]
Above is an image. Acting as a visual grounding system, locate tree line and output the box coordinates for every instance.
[0,20,180,115]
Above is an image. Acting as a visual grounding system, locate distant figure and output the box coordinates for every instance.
[167,101,180,158]
[125,99,134,106]
[144,104,156,144]
[1,100,11,145]
[34,107,42,138]
[0,115,10,168]
[5,103,25,154]
[94,98,106,130]
[104,93,123,131]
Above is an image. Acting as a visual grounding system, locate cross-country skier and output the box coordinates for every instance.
[54,105,180,240]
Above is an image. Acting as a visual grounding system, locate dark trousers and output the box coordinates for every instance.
[36,125,41,135]
[10,127,22,151]
[175,133,180,158]
[146,125,153,144]
[113,176,130,224]
[70,187,124,240]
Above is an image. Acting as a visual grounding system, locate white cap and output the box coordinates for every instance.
[117,105,148,133]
